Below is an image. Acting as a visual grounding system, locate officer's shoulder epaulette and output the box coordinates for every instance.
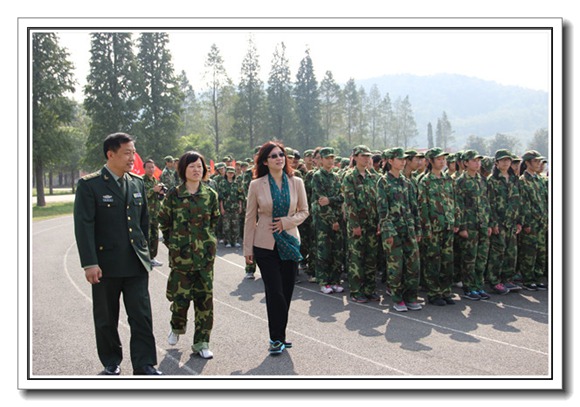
[128,172,143,180]
[81,171,101,181]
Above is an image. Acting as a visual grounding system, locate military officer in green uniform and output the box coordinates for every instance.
[73,132,162,375]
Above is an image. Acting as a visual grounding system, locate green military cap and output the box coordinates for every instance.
[226,166,235,173]
[352,145,372,156]
[223,155,232,161]
[405,149,425,158]
[240,161,249,167]
[446,153,457,162]
[284,147,295,158]
[245,157,253,163]
[334,156,342,163]
[215,162,226,170]
[304,149,314,157]
[384,147,410,160]
[481,156,494,172]
[494,149,513,161]
[319,147,336,158]
[521,150,545,161]
[372,150,382,156]
[511,154,522,162]
[341,158,350,167]
[425,147,450,160]
[164,155,175,162]
[381,148,391,159]
[253,146,261,154]
[462,149,484,161]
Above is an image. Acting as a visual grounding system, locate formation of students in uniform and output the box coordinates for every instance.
[146,144,548,315]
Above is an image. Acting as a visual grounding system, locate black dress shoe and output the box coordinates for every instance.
[102,365,121,375]
[133,365,163,375]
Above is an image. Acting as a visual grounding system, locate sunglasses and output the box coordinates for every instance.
[267,152,285,159]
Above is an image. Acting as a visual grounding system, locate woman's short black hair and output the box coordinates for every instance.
[177,151,208,182]
[103,132,134,159]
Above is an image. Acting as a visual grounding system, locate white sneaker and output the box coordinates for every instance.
[244,272,255,280]
[320,285,333,294]
[235,242,241,248]
[225,243,232,248]
[198,348,213,359]
[331,284,344,293]
[168,330,179,346]
[151,258,163,267]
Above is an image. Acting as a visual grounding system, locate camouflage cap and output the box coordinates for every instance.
[223,155,233,162]
[381,148,392,159]
[521,150,545,161]
[246,157,253,163]
[384,147,410,160]
[253,146,261,154]
[240,161,249,167]
[226,166,235,173]
[303,149,314,157]
[293,150,301,160]
[284,147,295,158]
[462,149,484,161]
[494,149,513,161]
[511,154,522,162]
[405,149,425,158]
[341,158,350,167]
[352,145,372,156]
[425,147,450,160]
[481,156,494,172]
[446,153,457,162]
[334,156,343,163]
[215,162,226,170]
[319,147,336,158]
[164,155,175,162]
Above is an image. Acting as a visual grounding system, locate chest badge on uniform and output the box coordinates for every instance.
[102,195,114,203]
[133,192,142,198]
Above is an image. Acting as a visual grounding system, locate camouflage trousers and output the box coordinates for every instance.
[460,228,490,292]
[346,223,378,297]
[422,229,454,300]
[298,217,312,273]
[314,219,344,286]
[453,232,463,284]
[382,230,420,303]
[148,219,159,259]
[517,227,547,285]
[166,267,214,351]
[486,225,518,286]
[222,210,240,245]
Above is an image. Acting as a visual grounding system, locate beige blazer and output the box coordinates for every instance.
[243,174,309,257]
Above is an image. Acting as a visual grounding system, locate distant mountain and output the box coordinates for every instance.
[356,73,549,150]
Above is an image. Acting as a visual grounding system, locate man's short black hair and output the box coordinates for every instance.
[103,132,134,159]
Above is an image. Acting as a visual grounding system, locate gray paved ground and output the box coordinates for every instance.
[27,211,553,390]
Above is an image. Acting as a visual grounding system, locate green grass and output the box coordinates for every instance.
[32,188,74,197]
[32,202,74,220]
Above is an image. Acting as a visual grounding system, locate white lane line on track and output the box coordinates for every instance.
[63,242,200,376]
[215,255,549,356]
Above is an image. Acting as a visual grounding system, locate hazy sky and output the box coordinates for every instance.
[55,25,552,101]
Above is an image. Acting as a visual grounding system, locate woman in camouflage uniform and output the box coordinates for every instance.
[158,151,220,359]
[219,166,243,248]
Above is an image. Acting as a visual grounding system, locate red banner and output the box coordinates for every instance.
[133,152,163,180]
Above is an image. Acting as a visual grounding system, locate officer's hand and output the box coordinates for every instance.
[318,197,330,207]
[516,224,522,235]
[85,266,102,284]
[245,255,253,265]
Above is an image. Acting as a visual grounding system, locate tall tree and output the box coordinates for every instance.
[319,70,342,143]
[134,32,183,163]
[203,43,234,157]
[267,42,296,145]
[357,86,368,146]
[528,128,549,158]
[83,32,138,170]
[230,35,266,151]
[464,134,489,155]
[177,70,204,139]
[488,132,520,157]
[32,32,76,206]
[427,122,434,149]
[343,78,359,146]
[380,93,395,148]
[294,49,322,149]
[435,111,454,150]
[393,96,418,148]
[367,84,382,149]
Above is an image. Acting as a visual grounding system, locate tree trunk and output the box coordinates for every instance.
[49,171,54,195]
[35,161,46,207]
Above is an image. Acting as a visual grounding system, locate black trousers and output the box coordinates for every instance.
[253,245,297,342]
[91,273,157,369]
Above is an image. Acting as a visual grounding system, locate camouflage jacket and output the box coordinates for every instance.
[455,172,491,231]
[518,171,549,230]
[418,171,458,235]
[341,168,379,229]
[158,183,220,271]
[377,172,421,238]
[311,168,344,224]
[486,172,522,229]
[160,167,177,190]
[218,178,244,212]
[143,174,162,219]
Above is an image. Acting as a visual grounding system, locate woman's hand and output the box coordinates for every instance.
[245,255,253,265]
[271,218,284,234]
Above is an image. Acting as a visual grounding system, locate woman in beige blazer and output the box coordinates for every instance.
[243,141,309,355]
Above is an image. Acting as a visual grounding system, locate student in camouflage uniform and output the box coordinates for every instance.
[455,150,492,300]
[342,145,380,303]
[418,147,459,306]
[160,156,178,190]
[311,147,345,294]
[212,163,227,243]
[143,159,164,267]
[219,166,244,248]
[377,148,422,312]
[517,150,549,291]
[451,151,465,288]
[241,147,261,279]
[485,149,523,295]
[302,147,322,283]
[158,151,220,359]
[237,161,249,240]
